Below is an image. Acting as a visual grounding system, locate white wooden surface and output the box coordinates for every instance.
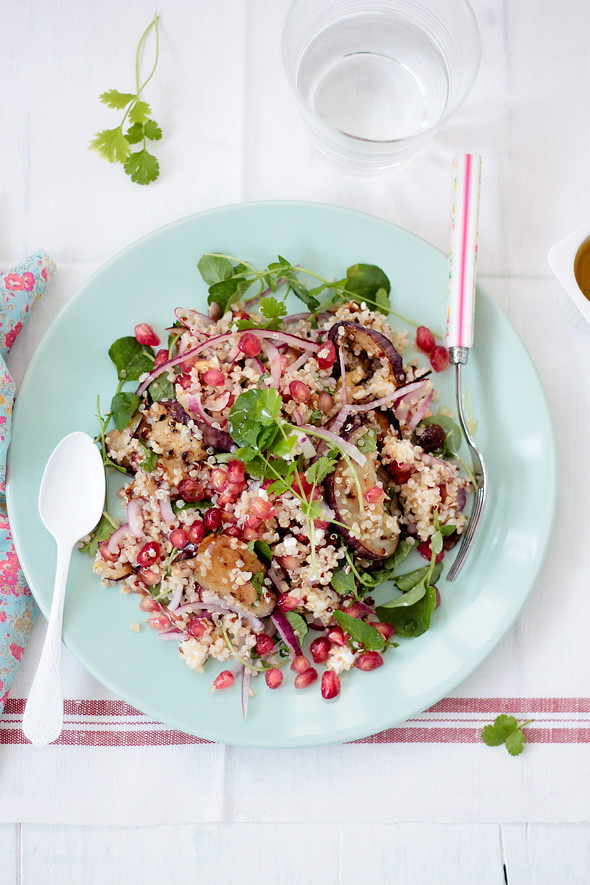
[1,0,589,881]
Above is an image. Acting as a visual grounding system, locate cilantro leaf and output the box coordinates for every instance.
[357,429,377,453]
[89,127,131,164]
[125,122,145,144]
[79,512,116,557]
[128,99,151,125]
[139,441,158,472]
[144,119,162,140]
[124,149,160,185]
[305,454,338,486]
[481,715,533,755]
[100,89,136,109]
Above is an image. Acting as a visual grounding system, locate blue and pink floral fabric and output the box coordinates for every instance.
[0,251,55,713]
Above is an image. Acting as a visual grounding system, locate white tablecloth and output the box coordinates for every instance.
[0,0,588,828]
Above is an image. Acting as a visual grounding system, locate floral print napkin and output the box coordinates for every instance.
[0,251,55,713]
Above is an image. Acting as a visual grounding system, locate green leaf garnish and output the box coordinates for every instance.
[139,441,158,472]
[285,611,308,643]
[110,391,140,430]
[79,510,118,557]
[108,336,155,381]
[334,610,386,651]
[481,715,534,756]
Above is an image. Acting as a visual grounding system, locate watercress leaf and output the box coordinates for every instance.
[89,127,131,164]
[143,119,162,141]
[374,287,391,314]
[331,567,356,596]
[128,99,151,124]
[282,268,320,311]
[345,264,391,303]
[334,610,385,651]
[378,578,428,609]
[381,537,415,575]
[305,454,338,486]
[376,582,437,637]
[253,540,273,564]
[256,388,282,425]
[286,611,308,643]
[269,431,297,458]
[421,414,462,458]
[207,276,248,313]
[356,429,377,453]
[394,561,442,592]
[228,389,263,447]
[110,391,140,430]
[198,254,235,286]
[505,729,526,756]
[440,524,456,536]
[148,373,175,402]
[139,441,158,472]
[79,512,115,556]
[108,336,155,381]
[172,498,212,514]
[431,530,443,556]
[123,148,159,185]
[125,122,145,144]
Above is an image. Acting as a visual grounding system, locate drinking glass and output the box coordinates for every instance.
[282,0,481,171]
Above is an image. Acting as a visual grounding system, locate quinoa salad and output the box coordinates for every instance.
[83,254,471,713]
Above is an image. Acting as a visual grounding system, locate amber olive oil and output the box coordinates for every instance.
[574,237,590,301]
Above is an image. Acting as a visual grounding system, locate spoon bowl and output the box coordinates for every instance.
[23,432,105,746]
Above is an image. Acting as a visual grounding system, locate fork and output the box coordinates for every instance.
[444,154,488,581]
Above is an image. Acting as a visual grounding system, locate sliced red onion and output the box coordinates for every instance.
[199,597,265,632]
[127,498,145,538]
[288,351,311,374]
[157,629,184,640]
[349,600,375,615]
[107,523,130,554]
[136,332,236,396]
[271,610,302,657]
[206,390,232,413]
[174,307,214,328]
[328,404,352,438]
[300,424,366,466]
[267,566,286,593]
[241,665,251,720]
[248,357,266,375]
[296,432,317,460]
[351,379,428,414]
[293,409,304,427]
[167,583,184,612]
[283,311,331,324]
[188,391,217,427]
[261,339,281,390]
[407,389,434,434]
[247,329,319,352]
[159,494,175,526]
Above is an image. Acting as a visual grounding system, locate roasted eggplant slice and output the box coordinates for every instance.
[325,426,399,561]
[327,321,405,389]
[171,534,276,617]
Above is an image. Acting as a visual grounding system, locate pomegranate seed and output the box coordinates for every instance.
[137,541,161,567]
[153,348,170,368]
[213,670,235,690]
[342,602,363,619]
[176,373,192,390]
[227,460,246,484]
[418,541,445,564]
[240,527,261,542]
[355,651,384,671]
[321,670,340,700]
[225,525,242,538]
[310,636,331,663]
[186,617,209,638]
[238,332,261,357]
[170,528,188,549]
[373,622,395,641]
[277,593,299,612]
[139,595,159,612]
[134,323,160,346]
[313,518,330,530]
[318,391,334,412]
[293,472,314,500]
[416,325,435,354]
[364,485,385,504]
[277,555,300,572]
[265,667,283,689]
[99,541,119,563]
[204,508,222,530]
[388,461,413,483]
[232,310,249,320]
[430,345,450,372]
[178,479,204,502]
[221,511,238,524]
[210,467,228,491]
[255,633,275,655]
[202,369,225,387]
[148,614,169,630]
[250,497,275,520]
[327,626,347,647]
[316,340,337,369]
[246,514,262,529]
[289,380,311,403]
[218,483,243,506]
[291,654,312,673]
[294,668,318,689]
[187,520,205,544]
[138,568,160,586]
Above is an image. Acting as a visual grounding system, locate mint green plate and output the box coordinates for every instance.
[7,202,557,748]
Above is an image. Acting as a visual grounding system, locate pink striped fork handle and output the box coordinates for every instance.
[445,153,488,581]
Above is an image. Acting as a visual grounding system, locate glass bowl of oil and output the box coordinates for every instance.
[548,223,590,328]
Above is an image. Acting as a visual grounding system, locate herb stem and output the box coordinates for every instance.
[135,14,160,96]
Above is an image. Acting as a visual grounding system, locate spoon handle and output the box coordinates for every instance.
[22,540,72,746]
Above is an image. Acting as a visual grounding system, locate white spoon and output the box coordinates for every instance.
[22,432,105,746]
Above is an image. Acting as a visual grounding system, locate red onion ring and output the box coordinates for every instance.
[107,523,130,554]
[127,498,145,538]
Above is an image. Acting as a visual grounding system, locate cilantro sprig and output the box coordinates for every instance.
[481,715,534,756]
[89,14,162,185]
